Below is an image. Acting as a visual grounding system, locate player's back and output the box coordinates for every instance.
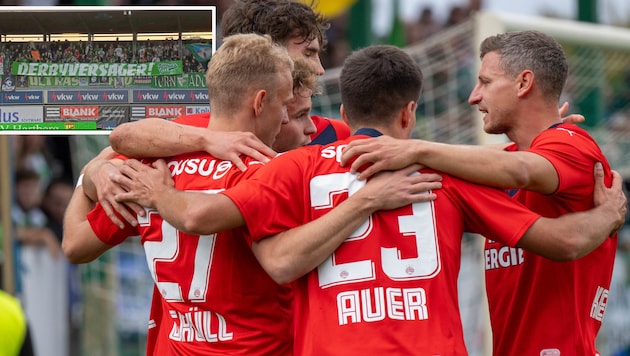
[294,154,541,355]
[226,132,537,355]
[138,151,293,355]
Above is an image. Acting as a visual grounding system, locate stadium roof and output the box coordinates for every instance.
[0,7,215,36]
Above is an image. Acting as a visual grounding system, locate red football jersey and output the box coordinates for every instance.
[484,124,618,356]
[309,114,351,145]
[87,153,293,355]
[222,130,543,355]
[173,113,350,145]
[172,112,210,127]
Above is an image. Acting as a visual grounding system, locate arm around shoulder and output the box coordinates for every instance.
[251,165,441,284]
[516,165,626,260]
[110,118,209,158]
[168,192,245,235]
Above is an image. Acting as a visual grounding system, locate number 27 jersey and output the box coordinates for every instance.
[87,152,293,356]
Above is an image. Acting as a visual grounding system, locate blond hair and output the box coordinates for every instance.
[291,56,321,98]
[206,33,293,115]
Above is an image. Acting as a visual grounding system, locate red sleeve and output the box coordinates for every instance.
[310,115,351,144]
[527,124,612,194]
[326,117,351,139]
[437,173,541,246]
[221,151,309,243]
[87,203,138,246]
[172,112,211,128]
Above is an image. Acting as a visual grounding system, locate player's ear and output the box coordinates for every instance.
[401,101,416,129]
[253,89,267,117]
[340,104,350,126]
[516,70,534,97]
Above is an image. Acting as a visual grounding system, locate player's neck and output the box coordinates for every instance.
[350,125,407,140]
[208,112,253,133]
[509,114,562,150]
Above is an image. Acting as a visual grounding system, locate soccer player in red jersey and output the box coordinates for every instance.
[341,30,623,355]
[112,45,626,355]
[84,0,350,228]
[65,34,297,355]
[63,34,439,355]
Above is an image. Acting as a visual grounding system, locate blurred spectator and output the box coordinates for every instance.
[12,169,69,356]
[2,38,210,74]
[41,178,81,356]
[14,135,63,193]
[320,13,350,69]
[445,6,470,27]
[28,43,41,62]
[41,179,73,242]
[406,7,442,45]
[445,0,481,28]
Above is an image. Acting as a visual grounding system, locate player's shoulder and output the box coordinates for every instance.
[314,115,350,133]
[241,155,267,169]
[310,115,351,145]
[172,112,211,127]
[536,123,598,147]
[547,123,591,137]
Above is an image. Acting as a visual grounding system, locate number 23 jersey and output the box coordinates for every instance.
[222,134,541,356]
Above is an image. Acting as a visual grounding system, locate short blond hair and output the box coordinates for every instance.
[206,33,293,115]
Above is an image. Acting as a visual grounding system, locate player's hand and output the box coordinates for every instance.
[559,101,585,124]
[355,164,441,211]
[81,146,144,228]
[593,162,627,234]
[90,161,144,228]
[113,159,174,209]
[204,131,277,171]
[341,136,421,180]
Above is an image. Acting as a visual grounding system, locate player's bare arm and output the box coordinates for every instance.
[62,184,115,264]
[112,159,245,235]
[517,163,626,261]
[110,118,277,171]
[341,135,559,194]
[341,102,581,179]
[251,165,442,284]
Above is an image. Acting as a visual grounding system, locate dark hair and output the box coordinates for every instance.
[221,0,329,49]
[43,177,73,198]
[15,169,40,184]
[340,45,423,126]
[480,30,568,101]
